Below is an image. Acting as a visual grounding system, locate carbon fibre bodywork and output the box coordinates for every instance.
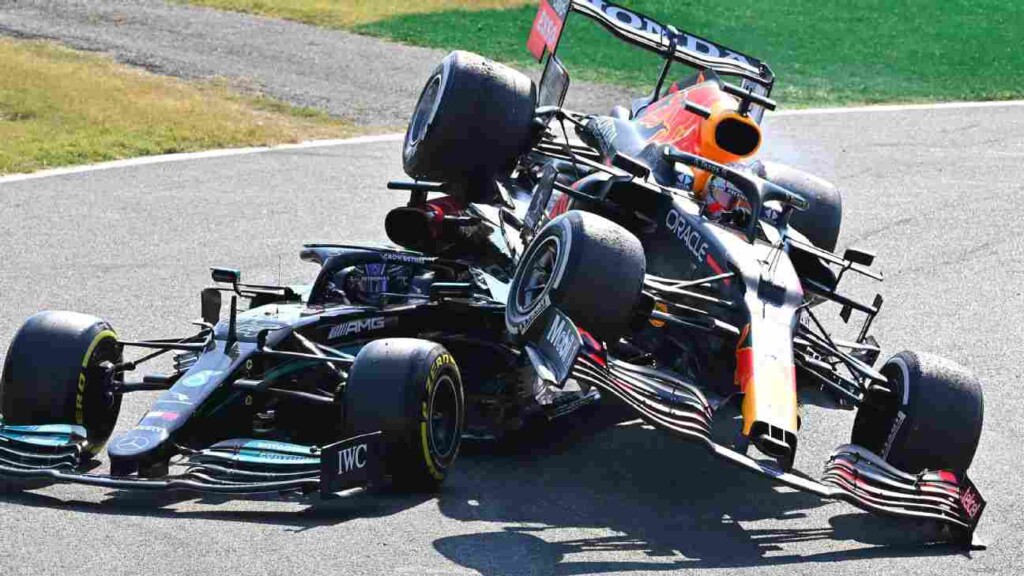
[0,243,596,495]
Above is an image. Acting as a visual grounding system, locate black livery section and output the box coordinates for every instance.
[320,432,383,496]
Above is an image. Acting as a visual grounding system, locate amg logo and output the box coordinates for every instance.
[338,444,368,474]
[545,314,577,367]
[329,317,385,339]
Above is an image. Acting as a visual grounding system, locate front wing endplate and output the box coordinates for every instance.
[570,355,986,547]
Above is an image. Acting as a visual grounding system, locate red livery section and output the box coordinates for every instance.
[527,0,569,61]
[636,83,721,150]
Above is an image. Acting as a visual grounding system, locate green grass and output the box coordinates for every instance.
[354,0,1024,107]
[0,38,359,175]
[185,0,533,27]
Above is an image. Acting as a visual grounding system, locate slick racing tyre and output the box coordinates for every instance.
[1,311,123,457]
[344,339,464,491]
[851,350,983,474]
[755,161,842,252]
[403,50,537,201]
[506,210,646,344]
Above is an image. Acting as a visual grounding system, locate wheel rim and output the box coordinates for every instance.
[83,335,122,452]
[852,359,906,457]
[515,236,559,314]
[407,75,441,148]
[428,375,459,460]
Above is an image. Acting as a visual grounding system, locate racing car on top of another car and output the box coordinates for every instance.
[393,0,986,545]
[0,0,985,549]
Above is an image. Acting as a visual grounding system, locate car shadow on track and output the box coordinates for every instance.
[434,402,964,574]
[0,481,433,533]
[0,403,967,563]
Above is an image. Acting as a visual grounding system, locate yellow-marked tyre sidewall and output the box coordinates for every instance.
[0,311,122,458]
[343,338,465,492]
[78,329,121,454]
[418,352,463,483]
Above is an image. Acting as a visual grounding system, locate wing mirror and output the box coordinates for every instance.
[843,248,876,267]
[211,267,240,285]
[611,153,651,180]
[200,288,221,326]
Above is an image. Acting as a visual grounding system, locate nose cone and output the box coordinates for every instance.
[107,360,234,475]
[107,425,168,459]
[107,421,173,476]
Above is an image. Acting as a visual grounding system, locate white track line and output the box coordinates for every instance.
[0,133,404,184]
[771,99,1024,117]
[2,99,1023,184]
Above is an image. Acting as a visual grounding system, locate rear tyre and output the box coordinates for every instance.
[403,51,536,201]
[1,311,122,455]
[851,350,983,474]
[343,339,464,491]
[756,161,842,252]
[506,210,646,344]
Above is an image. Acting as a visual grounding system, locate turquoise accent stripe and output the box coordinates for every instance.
[0,423,87,437]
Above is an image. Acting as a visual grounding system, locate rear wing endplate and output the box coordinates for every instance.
[528,1,775,112]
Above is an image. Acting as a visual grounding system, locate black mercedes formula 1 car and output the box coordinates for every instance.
[0,0,985,549]
[0,244,603,497]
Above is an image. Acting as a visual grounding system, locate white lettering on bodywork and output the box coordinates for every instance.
[338,444,368,474]
[329,317,385,339]
[665,209,709,262]
[545,314,577,366]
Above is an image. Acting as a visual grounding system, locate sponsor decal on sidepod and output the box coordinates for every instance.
[328,317,385,339]
[666,209,709,261]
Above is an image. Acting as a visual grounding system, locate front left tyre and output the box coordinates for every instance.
[343,338,465,491]
[1,311,123,455]
[0,311,122,492]
[851,350,983,474]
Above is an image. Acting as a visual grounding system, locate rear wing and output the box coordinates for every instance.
[528,1,775,116]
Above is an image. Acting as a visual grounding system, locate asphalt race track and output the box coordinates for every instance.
[1,105,1022,576]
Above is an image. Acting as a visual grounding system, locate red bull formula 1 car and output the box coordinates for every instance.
[0,0,985,548]
[394,0,987,546]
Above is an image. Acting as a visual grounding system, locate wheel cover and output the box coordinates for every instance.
[407,76,442,148]
[428,375,460,459]
[515,236,560,314]
[80,333,123,453]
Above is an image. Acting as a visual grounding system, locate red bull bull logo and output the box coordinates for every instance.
[636,84,723,152]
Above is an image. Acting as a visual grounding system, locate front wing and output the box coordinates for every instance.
[570,355,987,548]
[0,423,383,497]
